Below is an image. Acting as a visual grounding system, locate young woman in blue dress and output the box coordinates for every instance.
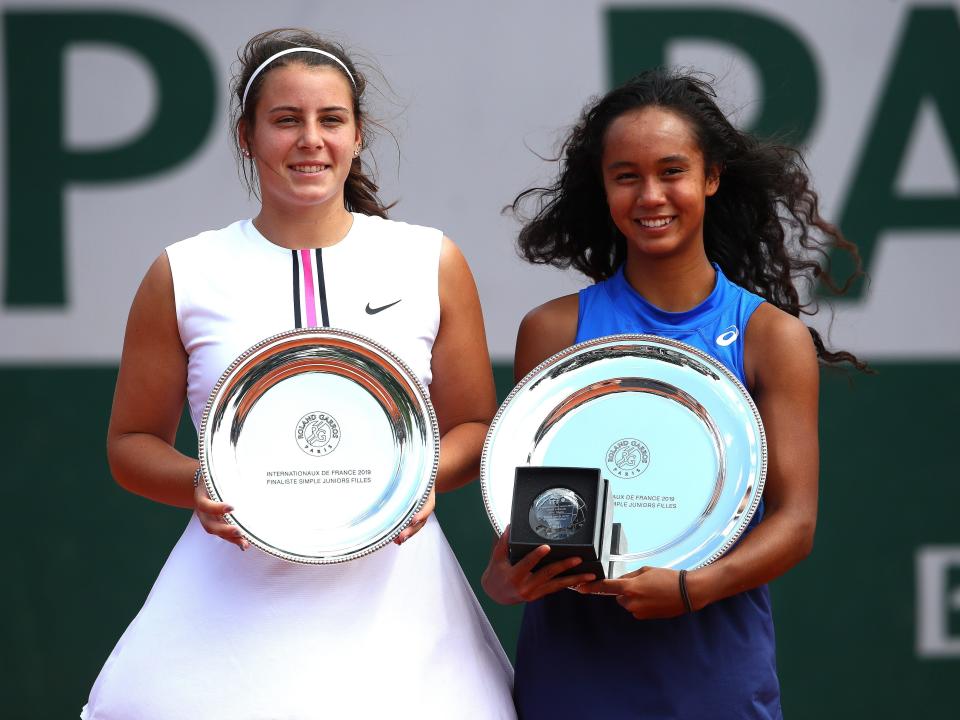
[482,69,867,719]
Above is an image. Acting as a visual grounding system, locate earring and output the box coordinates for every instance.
[353,145,362,158]
[241,147,252,158]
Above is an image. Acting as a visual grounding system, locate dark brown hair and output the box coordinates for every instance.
[230,28,388,218]
[512,68,868,369]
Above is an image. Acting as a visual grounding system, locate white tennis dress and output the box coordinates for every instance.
[82,214,515,720]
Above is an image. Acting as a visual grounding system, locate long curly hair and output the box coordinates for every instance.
[512,69,867,369]
[231,28,389,218]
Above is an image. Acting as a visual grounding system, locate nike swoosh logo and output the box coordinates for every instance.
[365,299,402,315]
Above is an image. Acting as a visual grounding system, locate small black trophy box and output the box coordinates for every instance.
[508,466,616,579]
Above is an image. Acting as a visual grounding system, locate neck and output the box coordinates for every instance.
[253,199,355,250]
[622,249,716,312]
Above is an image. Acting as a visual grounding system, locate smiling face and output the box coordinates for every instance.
[241,63,360,213]
[601,106,719,261]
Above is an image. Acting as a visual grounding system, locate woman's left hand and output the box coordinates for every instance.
[577,567,690,620]
[395,488,436,545]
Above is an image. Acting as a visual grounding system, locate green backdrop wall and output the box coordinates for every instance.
[2,362,956,718]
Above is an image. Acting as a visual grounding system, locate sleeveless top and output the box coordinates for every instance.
[513,265,782,720]
[82,214,515,720]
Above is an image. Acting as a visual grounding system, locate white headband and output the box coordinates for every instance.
[241,47,356,111]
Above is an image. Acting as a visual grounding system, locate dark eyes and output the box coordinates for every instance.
[273,115,346,126]
[612,168,686,182]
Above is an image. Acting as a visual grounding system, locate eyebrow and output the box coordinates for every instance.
[266,105,351,114]
[606,154,692,170]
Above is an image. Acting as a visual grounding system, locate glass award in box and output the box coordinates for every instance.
[508,466,619,579]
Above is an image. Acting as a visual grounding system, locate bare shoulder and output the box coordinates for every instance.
[743,302,817,392]
[127,252,177,328]
[520,294,580,333]
[438,234,466,271]
[437,235,474,298]
[514,294,579,381]
[143,251,174,294]
[745,302,815,351]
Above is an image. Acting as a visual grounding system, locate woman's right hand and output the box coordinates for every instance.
[481,526,597,605]
[194,469,249,551]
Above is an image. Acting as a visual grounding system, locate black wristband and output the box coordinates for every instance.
[678,569,693,613]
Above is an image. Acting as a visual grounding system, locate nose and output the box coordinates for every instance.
[636,178,666,206]
[298,119,324,149]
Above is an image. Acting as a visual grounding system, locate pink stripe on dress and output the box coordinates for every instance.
[299,248,317,327]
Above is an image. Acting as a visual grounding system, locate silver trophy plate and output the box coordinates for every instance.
[481,334,766,574]
[199,328,438,564]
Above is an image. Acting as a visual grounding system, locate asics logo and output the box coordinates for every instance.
[716,325,739,346]
[365,299,402,315]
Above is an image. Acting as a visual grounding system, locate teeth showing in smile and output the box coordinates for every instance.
[292,165,328,174]
[636,217,674,228]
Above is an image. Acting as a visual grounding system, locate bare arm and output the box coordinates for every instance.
[107,253,195,507]
[396,237,497,542]
[482,295,597,603]
[687,304,819,605]
[582,303,819,617]
[107,254,245,549]
[430,237,498,492]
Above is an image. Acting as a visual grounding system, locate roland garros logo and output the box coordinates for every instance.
[295,412,341,456]
[605,438,650,479]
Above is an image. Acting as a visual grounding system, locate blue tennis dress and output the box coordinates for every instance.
[513,265,782,720]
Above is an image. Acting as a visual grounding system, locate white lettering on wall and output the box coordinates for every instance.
[916,546,960,658]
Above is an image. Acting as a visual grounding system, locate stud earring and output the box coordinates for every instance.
[353,145,362,158]
[241,147,252,158]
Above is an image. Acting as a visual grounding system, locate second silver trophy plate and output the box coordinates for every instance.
[199,328,438,564]
[481,334,767,574]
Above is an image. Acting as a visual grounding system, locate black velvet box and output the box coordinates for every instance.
[508,466,615,579]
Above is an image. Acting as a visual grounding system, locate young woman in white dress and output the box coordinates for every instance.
[81,28,515,720]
